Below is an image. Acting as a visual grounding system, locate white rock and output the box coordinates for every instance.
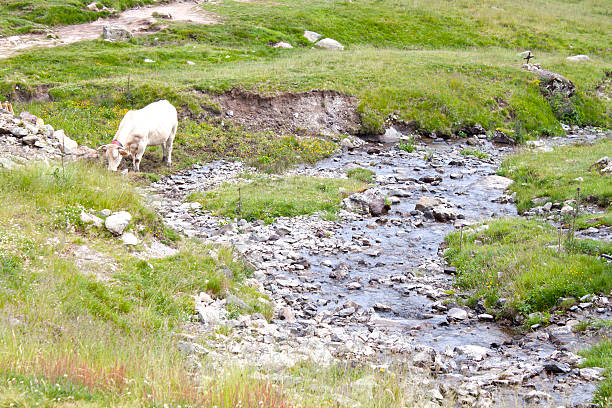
[104,211,132,235]
[177,340,207,356]
[447,307,468,321]
[472,175,514,190]
[580,367,604,380]
[560,204,574,215]
[455,345,492,361]
[303,30,323,43]
[340,138,354,149]
[79,211,103,228]
[186,60,195,65]
[566,55,590,62]
[197,305,221,327]
[271,41,293,49]
[315,38,344,50]
[53,130,78,152]
[381,126,402,142]
[102,24,133,41]
[144,58,155,63]
[120,232,139,245]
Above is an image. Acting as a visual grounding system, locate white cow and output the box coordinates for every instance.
[99,100,178,172]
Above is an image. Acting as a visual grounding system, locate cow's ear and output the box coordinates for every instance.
[97,145,108,152]
[119,148,131,157]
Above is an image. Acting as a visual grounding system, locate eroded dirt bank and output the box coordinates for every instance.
[212,89,361,137]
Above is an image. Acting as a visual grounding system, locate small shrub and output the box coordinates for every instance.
[398,138,416,153]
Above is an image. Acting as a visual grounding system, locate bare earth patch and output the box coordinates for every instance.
[212,89,361,136]
[69,244,118,282]
[0,1,217,59]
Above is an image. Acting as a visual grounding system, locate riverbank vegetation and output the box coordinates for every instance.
[189,175,367,224]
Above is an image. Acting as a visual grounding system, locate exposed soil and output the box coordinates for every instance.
[212,89,361,137]
[0,0,216,59]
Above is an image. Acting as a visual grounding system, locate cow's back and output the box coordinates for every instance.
[136,100,178,145]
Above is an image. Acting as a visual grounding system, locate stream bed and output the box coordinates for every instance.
[152,127,611,407]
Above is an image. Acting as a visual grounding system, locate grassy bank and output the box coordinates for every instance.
[580,340,612,407]
[1,0,610,144]
[500,138,612,213]
[189,175,367,224]
[499,137,612,231]
[15,100,338,173]
[444,218,612,316]
[0,162,278,406]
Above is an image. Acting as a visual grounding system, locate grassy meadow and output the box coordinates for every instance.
[500,138,612,213]
[1,0,610,157]
[1,0,612,405]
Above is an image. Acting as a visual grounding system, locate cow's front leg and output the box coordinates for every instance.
[133,144,146,172]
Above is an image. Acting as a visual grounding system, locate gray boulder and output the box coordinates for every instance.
[53,129,78,152]
[104,211,132,235]
[102,24,133,41]
[19,111,38,124]
[566,55,590,62]
[368,198,390,217]
[304,30,322,43]
[315,38,344,50]
[415,196,444,212]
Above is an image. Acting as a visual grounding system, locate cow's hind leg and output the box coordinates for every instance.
[165,124,177,167]
[161,143,167,163]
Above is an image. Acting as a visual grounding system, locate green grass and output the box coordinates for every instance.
[460,149,490,159]
[0,160,176,240]
[347,167,375,183]
[1,0,610,142]
[574,319,612,333]
[499,138,612,221]
[580,340,612,407]
[189,175,367,224]
[398,139,416,153]
[444,218,612,316]
[0,162,293,407]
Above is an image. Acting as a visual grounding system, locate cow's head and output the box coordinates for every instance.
[98,141,130,171]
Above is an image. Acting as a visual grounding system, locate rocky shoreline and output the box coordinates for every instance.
[150,128,612,407]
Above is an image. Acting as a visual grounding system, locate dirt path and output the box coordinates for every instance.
[0,0,216,59]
